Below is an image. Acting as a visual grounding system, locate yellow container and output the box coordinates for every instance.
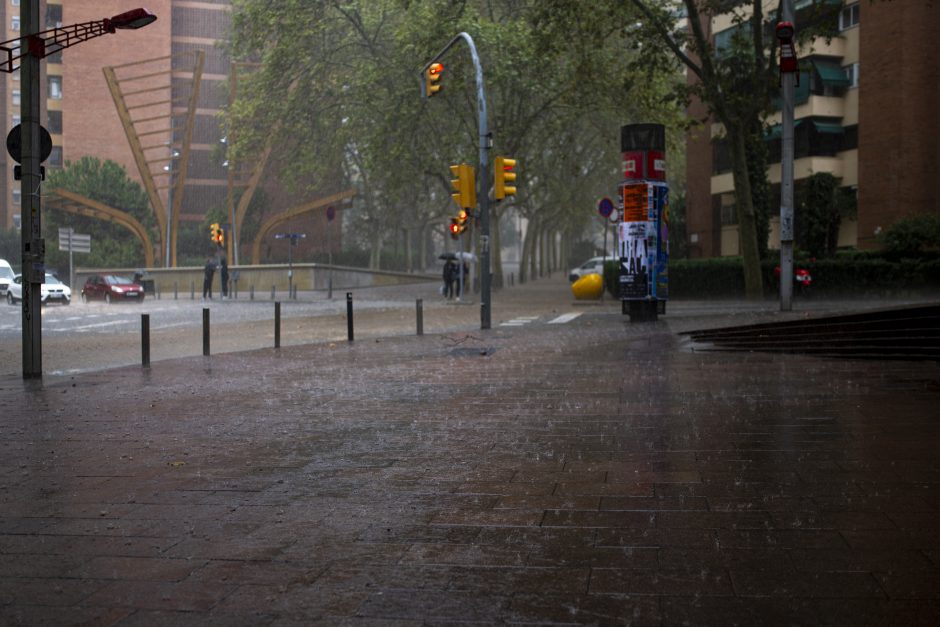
[571,273,604,300]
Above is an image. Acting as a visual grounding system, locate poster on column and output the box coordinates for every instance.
[654,184,669,299]
[619,183,651,299]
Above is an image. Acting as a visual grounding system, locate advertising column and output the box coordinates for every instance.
[618,124,669,322]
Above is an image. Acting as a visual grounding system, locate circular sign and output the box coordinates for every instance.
[6,124,53,164]
[326,205,336,222]
[597,197,614,218]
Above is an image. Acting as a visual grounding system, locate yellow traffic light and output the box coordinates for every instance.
[494,156,517,200]
[217,227,225,247]
[449,163,476,210]
[456,208,469,233]
[210,222,220,244]
[425,62,443,98]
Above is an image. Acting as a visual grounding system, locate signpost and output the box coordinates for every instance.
[58,228,90,292]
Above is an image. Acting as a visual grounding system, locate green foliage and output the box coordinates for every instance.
[879,213,940,260]
[666,256,940,298]
[796,172,855,258]
[43,157,155,273]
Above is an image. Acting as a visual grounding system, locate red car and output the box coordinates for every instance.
[81,274,146,304]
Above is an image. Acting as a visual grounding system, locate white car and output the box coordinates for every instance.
[6,273,72,306]
[569,256,613,282]
[0,259,14,296]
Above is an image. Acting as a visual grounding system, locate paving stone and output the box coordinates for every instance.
[0,283,938,623]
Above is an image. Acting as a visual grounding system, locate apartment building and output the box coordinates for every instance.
[685,0,939,257]
[1,0,232,251]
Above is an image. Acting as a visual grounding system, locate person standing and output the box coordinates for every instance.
[202,255,216,299]
[219,253,229,299]
[442,260,455,299]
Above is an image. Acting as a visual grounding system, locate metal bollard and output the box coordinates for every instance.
[141,314,150,366]
[328,277,333,300]
[156,287,161,300]
[191,281,195,300]
[416,298,423,336]
[274,301,281,348]
[250,284,255,300]
[174,281,178,300]
[271,285,276,300]
[346,292,354,342]
[202,308,210,356]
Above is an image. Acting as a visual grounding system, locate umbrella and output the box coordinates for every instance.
[438,252,458,261]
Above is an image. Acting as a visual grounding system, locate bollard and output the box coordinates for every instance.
[250,284,255,300]
[346,292,354,342]
[174,282,178,300]
[271,285,276,300]
[141,314,150,366]
[328,277,333,300]
[156,286,161,300]
[191,281,195,300]
[202,308,210,356]
[416,298,424,336]
[274,301,281,348]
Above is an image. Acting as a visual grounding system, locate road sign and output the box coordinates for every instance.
[6,124,53,163]
[58,228,91,253]
[597,197,614,218]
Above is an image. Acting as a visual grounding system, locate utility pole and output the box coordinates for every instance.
[20,0,42,377]
[778,0,796,311]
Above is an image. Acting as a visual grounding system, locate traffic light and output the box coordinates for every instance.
[449,163,476,209]
[209,223,224,246]
[456,208,469,233]
[449,218,461,240]
[494,156,517,200]
[425,62,443,98]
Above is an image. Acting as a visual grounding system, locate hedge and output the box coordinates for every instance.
[603,257,940,299]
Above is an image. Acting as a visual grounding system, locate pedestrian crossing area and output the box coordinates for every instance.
[499,312,582,327]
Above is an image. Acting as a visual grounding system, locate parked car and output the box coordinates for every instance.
[81,274,146,304]
[569,256,613,282]
[6,272,72,305]
[0,258,14,296]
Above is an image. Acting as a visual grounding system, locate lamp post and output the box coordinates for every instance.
[777,1,797,312]
[274,233,305,298]
[1,5,157,378]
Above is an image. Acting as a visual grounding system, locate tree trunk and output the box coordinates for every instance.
[729,124,764,299]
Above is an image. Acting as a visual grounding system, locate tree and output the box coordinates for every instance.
[796,172,854,258]
[44,157,155,271]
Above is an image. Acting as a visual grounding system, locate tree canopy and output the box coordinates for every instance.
[226,0,686,275]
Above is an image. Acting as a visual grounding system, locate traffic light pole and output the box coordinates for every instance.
[424,32,492,329]
[21,0,43,378]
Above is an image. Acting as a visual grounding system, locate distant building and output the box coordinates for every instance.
[685,0,939,258]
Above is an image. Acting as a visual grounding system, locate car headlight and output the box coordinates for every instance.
[113,287,125,293]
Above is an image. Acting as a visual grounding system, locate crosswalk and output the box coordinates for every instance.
[499,312,582,327]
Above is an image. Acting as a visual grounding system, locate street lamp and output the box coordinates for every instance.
[0,4,158,379]
[274,233,305,299]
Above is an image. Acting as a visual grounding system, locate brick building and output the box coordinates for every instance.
[685,0,939,258]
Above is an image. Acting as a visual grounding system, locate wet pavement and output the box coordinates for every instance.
[1,278,939,625]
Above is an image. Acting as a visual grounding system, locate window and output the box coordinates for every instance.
[11,115,20,126]
[839,3,859,30]
[46,48,63,64]
[49,146,63,167]
[11,16,20,31]
[47,110,62,134]
[12,0,21,7]
[12,188,22,206]
[12,89,20,105]
[45,4,62,29]
[12,68,19,81]
[48,76,62,99]
[843,63,859,88]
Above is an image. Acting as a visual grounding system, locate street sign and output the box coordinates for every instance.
[597,197,614,218]
[58,228,91,253]
[6,123,53,163]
